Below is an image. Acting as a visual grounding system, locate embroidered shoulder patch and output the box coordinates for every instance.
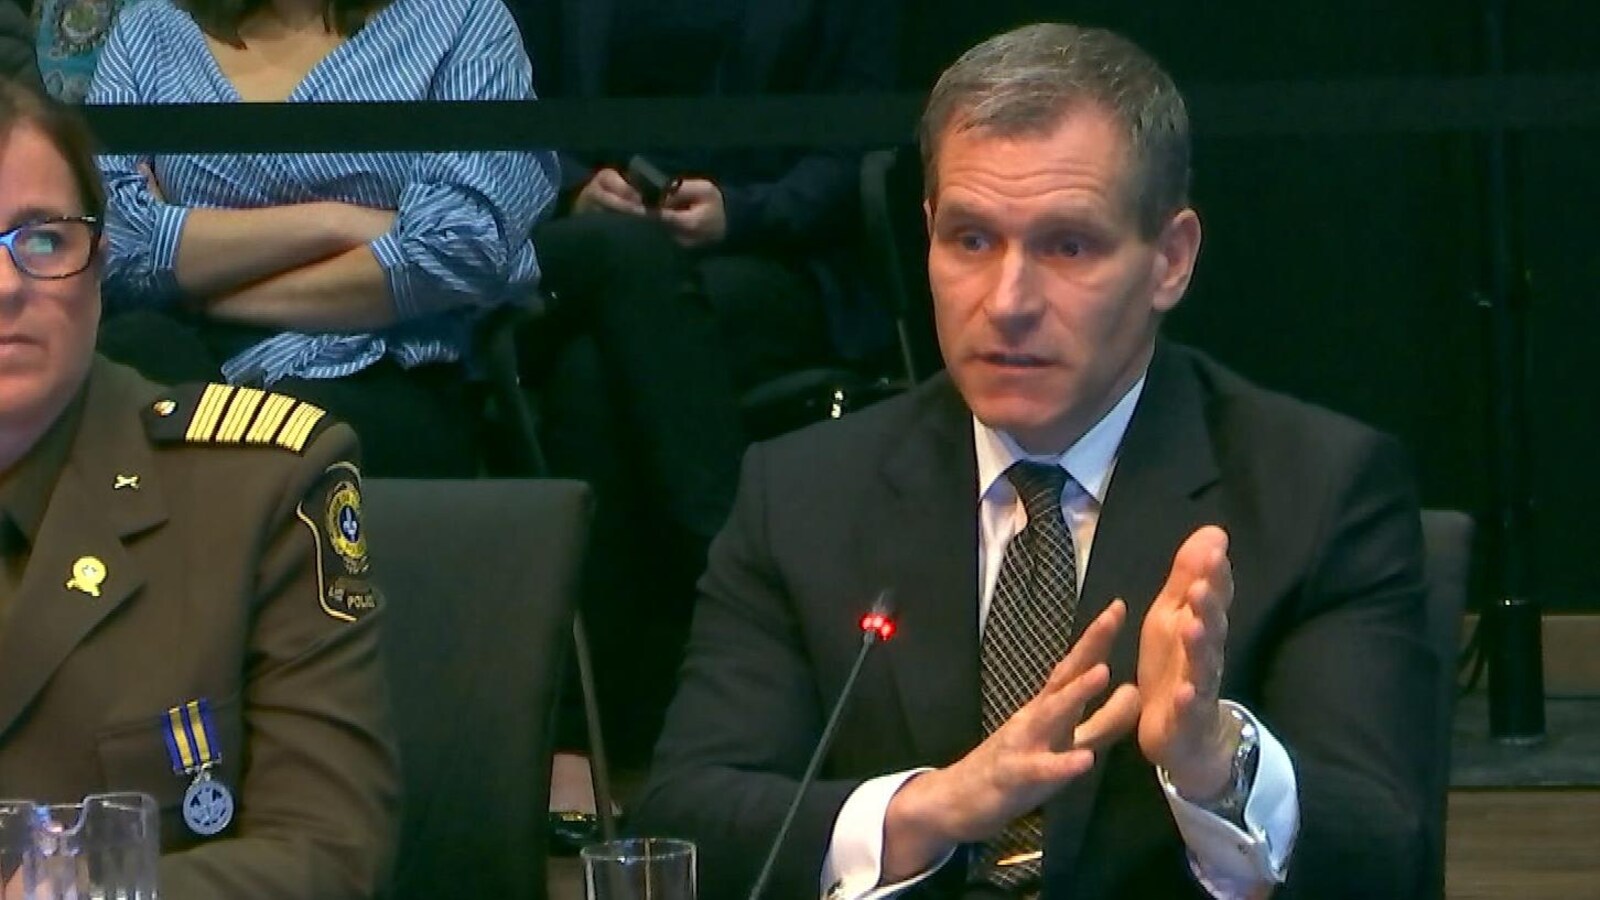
[145,384,330,454]
[295,461,378,622]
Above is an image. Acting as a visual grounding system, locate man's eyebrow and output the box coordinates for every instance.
[931,201,987,224]
[934,201,1113,232]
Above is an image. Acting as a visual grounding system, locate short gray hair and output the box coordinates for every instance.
[918,23,1191,238]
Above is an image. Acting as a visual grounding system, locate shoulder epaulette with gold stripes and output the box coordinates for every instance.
[143,384,333,454]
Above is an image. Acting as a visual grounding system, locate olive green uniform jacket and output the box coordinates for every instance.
[0,356,398,899]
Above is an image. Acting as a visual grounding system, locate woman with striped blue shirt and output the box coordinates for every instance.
[88,0,556,476]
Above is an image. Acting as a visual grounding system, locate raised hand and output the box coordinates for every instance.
[1136,525,1236,799]
[882,600,1141,881]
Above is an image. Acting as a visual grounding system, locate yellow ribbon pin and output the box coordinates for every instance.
[66,556,107,598]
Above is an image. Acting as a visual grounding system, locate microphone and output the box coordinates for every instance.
[746,589,899,900]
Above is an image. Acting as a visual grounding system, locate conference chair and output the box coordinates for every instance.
[859,145,942,382]
[365,477,594,900]
[716,147,939,439]
[477,305,621,845]
[1419,508,1475,899]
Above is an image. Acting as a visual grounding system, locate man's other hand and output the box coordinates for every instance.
[880,600,1141,883]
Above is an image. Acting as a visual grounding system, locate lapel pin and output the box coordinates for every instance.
[66,556,107,598]
[152,400,176,417]
[114,474,141,491]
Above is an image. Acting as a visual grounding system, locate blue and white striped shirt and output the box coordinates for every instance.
[88,0,556,385]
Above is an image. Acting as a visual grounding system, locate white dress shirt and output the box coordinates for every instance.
[819,377,1299,900]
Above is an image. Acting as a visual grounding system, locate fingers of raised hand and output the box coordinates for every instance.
[972,666,1118,830]
[1024,661,1109,753]
[1180,587,1227,699]
[1044,599,1125,693]
[1073,683,1142,752]
[1016,746,1097,787]
[1207,542,1234,605]
[1164,526,1230,602]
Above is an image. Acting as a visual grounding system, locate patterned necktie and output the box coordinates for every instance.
[976,461,1080,892]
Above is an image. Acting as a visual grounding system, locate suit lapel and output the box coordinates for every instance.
[1043,342,1224,881]
[0,361,168,738]
[858,377,983,765]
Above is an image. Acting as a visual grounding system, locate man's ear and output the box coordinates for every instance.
[1150,208,1202,314]
[923,197,935,237]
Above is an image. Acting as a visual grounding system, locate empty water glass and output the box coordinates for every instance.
[582,838,696,900]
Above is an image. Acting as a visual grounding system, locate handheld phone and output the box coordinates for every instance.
[624,155,680,207]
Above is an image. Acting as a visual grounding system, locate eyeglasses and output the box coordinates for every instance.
[0,216,101,280]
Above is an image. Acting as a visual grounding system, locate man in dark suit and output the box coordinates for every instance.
[0,79,395,899]
[634,22,1437,900]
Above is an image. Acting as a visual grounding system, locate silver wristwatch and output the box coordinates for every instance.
[1199,705,1260,826]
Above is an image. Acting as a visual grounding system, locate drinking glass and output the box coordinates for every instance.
[582,838,696,900]
[31,792,159,900]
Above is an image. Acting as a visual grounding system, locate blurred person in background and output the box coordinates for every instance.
[33,0,152,101]
[87,0,556,477]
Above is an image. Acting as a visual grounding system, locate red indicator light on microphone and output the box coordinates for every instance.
[859,613,897,641]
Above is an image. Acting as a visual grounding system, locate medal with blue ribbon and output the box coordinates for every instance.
[162,699,234,837]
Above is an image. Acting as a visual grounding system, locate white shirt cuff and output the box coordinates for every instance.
[1158,701,1299,899]
[819,769,955,900]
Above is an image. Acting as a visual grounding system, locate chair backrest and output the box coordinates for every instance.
[364,478,593,900]
[1419,508,1474,899]
[859,145,941,382]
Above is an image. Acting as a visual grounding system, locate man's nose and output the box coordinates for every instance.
[984,245,1043,325]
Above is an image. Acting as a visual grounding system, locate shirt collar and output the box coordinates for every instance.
[0,387,88,553]
[973,374,1147,505]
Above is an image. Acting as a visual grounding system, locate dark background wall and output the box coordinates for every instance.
[896,2,1598,610]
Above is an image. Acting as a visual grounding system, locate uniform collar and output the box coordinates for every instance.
[0,386,88,554]
[0,358,170,740]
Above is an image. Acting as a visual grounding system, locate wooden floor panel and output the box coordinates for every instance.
[1446,789,1600,899]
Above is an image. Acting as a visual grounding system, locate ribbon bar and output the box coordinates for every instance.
[162,699,221,776]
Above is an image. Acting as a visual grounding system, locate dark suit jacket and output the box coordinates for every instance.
[0,358,398,900]
[635,341,1438,900]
